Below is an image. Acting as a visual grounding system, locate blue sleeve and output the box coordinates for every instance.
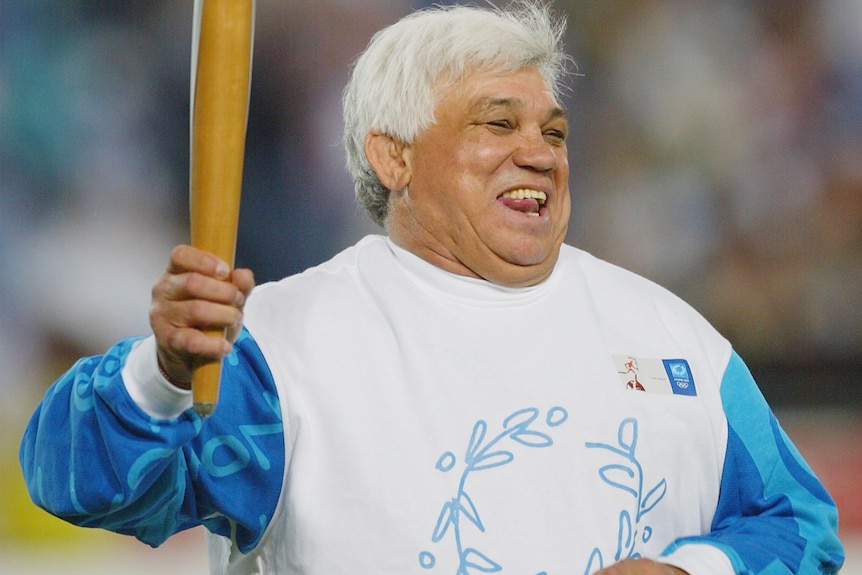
[19,328,285,552]
[665,351,844,574]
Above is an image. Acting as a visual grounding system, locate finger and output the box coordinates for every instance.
[150,294,243,346]
[167,244,231,279]
[225,310,246,343]
[165,326,233,360]
[160,270,247,305]
[170,299,244,333]
[157,327,233,386]
[231,267,255,300]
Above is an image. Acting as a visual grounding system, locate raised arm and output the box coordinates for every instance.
[150,244,254,388]
[19,246,283,552]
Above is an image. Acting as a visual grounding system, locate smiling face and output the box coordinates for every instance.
[377,67,571,288]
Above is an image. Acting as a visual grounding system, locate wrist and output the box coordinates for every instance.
[122,336,194,419]
[157,359,191,390]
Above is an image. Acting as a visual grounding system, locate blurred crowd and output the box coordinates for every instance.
[568,0,862,370]
[2,0,861,414]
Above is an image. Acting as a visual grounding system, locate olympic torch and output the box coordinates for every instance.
[189,0,255,417]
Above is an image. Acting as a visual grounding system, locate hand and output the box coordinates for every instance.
[149,244,255,389]
[594,558,689,575]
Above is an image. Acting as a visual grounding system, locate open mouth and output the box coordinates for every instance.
[498,188,547,217]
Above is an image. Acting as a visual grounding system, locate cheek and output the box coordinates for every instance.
[554,157,571,207]
[468,137,511,168]
[554,148,570,179]
[436,145,494,198]
[446,143,510,204]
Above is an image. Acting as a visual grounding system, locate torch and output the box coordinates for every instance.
[189,0,255,417]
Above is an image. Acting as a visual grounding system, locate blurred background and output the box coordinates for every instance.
[1,0,860,572]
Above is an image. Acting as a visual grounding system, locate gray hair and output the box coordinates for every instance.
[342,1,572,226]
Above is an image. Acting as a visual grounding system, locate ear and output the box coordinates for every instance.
[364,131,411,192]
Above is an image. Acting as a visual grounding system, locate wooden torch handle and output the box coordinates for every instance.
[190,0,255,417]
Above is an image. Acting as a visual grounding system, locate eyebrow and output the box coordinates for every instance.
[470,96,568,123]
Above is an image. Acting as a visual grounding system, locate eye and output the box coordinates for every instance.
[543,128,567,145]
[487,119,515,131]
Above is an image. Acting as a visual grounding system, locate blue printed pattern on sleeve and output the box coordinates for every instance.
[19,328,285,552]
[662,351,844,574]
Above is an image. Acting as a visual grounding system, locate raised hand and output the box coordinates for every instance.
[149,244,254,389]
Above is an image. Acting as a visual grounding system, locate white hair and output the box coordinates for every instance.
[342,1,572,226]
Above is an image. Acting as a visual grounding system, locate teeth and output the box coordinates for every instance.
[500,189,547,204]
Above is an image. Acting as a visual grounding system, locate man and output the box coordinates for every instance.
[20,2,843,575]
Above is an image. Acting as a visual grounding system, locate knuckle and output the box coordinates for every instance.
[183,272,202,294]
[183,332,206,355]
[186,299,209,324]
[162,273,187,300]
[152,272,172,297]
[165,328,187,353]
[171,244,190,261]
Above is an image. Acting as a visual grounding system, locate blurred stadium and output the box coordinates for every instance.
[1,0,859,572]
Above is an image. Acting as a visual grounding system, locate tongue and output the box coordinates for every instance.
[499,196,540,214]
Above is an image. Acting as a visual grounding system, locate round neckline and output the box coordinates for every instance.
[385,237,559,307]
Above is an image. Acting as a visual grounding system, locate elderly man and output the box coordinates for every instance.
[21,2,842,575]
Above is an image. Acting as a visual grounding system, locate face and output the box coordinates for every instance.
[384,67,571,288]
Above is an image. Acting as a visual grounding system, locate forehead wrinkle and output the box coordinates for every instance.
[469,96,520,117]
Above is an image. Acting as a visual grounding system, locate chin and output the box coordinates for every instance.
[487,248,558,287]
[504,239,558,267]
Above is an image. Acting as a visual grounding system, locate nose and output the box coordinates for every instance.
[512,127,558,173]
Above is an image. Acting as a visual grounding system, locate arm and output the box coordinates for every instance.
[661,351,844,575]
[19,329,284,551]
[19,245,284,552]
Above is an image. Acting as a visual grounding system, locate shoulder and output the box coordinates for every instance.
[247,236,388,305]
[556,244,681,301]
[242,235,394,333]
[556,244,730,356]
